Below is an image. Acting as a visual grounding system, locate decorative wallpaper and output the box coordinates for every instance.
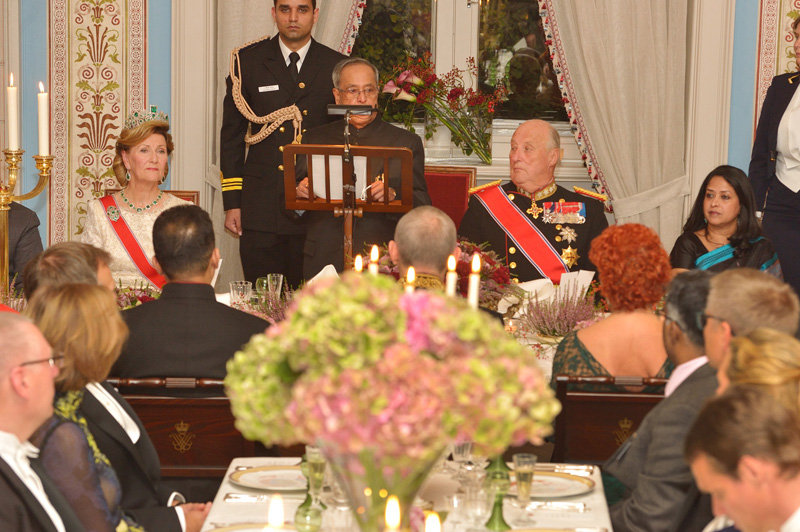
[49,0,146,243]
[755,0,799,123]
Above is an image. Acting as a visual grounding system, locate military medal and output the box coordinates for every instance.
[542,201,587,224]
[559,226,578,244]
[527,201,544,219]
[561,246,580,268]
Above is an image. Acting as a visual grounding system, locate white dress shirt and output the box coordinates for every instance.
[781,504,800,532]
[664,356,708,398]
[0,430,66,532]
[776,84,800,193]
[278,38,312,72]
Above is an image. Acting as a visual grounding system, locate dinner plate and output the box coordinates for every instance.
[510,471,595,498]
[228,465,307,491]
[207,525,273,532]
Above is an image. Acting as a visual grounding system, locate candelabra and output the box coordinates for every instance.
[1,149,53,293]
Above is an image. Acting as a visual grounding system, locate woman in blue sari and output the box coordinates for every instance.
[670,165,781,277]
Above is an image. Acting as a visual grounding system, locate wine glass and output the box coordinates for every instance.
[305,445,326,509]
[451,440,473,483]
[267,273,284,303]
[510,453,537,526]
[255,277,269,302]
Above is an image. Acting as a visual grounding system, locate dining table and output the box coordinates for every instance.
[200,456,613,532]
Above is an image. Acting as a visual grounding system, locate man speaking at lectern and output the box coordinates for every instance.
[296,57,430,280]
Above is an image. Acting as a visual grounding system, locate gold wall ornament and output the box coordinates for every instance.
[613,417,634,446]
[1,150,53,293]
[168,420,196,454]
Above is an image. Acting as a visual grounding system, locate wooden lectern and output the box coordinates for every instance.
[283,144,415,268]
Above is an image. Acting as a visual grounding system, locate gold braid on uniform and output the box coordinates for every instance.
[230,35,304,146]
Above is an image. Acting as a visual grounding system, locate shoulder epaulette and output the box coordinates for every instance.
[468,180,503,195]
[232,35,271,56]
[573,186,607,202]
[789,73,800,85]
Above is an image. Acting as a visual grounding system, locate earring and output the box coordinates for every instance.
[125,170,131,182]
[160,174,167,185]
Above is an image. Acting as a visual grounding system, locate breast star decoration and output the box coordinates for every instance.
[559,226,577,244]
[561,246,580,268]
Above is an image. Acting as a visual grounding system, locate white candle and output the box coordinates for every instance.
[405,266,416,294]
[268,494,284,529]
[37,82,49,156]
[385,495,400,531]
[368,244,379,275]
[467,253,480,309]
[354,254,364,273]
[445,255,457,297]
[425,513,441,532]
[6,74,19,150]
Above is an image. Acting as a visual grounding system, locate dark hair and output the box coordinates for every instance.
[23,242,111,299]
[273,0,316,9]
[152,205,215,280]
[683,165,761,257]
[664,269,712,347]
[684,385,800,479]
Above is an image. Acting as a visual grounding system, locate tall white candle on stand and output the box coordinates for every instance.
[467,253,480,309]
[354,254,364,273]
[6,74,19,150]
[405,266,416,294]
[445,255,457,297]
[37,82,49,156]
[368,244,379,275]
[385,495,400,531]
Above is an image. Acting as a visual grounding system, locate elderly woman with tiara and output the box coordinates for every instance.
[82,106,189,289]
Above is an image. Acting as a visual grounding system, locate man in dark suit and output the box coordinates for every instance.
[8,202,43,293]
[221,0,346,288]
[0,313,86,532]
[605,271,716,532]
[296,58,431,278]
[112,205,267,386]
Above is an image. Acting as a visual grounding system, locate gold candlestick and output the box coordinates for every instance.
[1,150,53,294]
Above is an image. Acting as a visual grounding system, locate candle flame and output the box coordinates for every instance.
[425,512,442,532]
[385,495,401,530]
[370,244,379,263]
[406,266,415,284]
[267,494,284,528]
[39,82,45,93]
[447,255,456,272]
[9,73,13,87]
[354,254,363,272]
[471,253,481,274]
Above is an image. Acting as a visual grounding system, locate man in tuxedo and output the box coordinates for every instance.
[0,313,85,532]
[388,206,459,291]
[702,268,800,375]
[296,57,431,278]
[605,270,716,531]
[8,202,43,293]
[221,0,346,288]
[686,386,800,532]
[112,205,267,387]
[23,242,115,298]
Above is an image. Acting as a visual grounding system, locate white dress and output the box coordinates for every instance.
[82,192,190,289]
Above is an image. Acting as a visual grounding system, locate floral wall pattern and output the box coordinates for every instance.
[756,0,799,124]
[49,0,146,243]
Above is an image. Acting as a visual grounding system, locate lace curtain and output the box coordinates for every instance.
[540,1,690,247]
[211,0,362,286]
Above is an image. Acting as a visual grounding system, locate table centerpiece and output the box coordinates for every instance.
[225,273,560,532]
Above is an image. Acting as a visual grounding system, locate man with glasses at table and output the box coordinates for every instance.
[295,57,430,279]
[702,268,799,380]
[0,314,86,532]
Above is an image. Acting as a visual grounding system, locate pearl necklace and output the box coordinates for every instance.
[120,189,163,213]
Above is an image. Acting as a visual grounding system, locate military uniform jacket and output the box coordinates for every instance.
[220,36,346,234]
[458,181,607,282]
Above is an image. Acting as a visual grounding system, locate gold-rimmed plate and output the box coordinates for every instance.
[228,465,306,491]
[510,471,595,498]
[206,525,297,532]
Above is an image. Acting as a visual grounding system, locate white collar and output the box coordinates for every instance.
[665,356,708,397]
[278,38,312,69]
[780,504,800,532]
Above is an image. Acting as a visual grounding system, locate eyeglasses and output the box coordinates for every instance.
[657,308,683,331]
[337,87,378,98]
[19,355,64,369]
[695,312,727,331]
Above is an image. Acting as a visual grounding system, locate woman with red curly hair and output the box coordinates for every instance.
[551,224,673,392]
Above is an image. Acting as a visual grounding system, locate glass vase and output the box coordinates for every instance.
[319,446,442,532]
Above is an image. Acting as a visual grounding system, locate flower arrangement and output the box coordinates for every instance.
[517,279,599,339]
[376,238,523,310]
[1,275,26,312]
[381,52,506,164]
[116,281,160,310]
[225,273,560,530]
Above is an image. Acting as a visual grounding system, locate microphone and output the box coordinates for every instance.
[327,105,376,116]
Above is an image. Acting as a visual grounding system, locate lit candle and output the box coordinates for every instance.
[368,244,379,275]
[6,74,19,150]
[445,255,457,297]
[268,494,284,529]
[385,495,400,531]
[425,512,441,532]
[37,82,49,156]
[467,253,480,309]
[354,254,363,273]
[405,266,416,294]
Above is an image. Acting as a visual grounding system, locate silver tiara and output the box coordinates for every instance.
[124,105,170,129]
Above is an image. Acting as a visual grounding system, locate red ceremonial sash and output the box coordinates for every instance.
[99,195,166,289]
[474,186,569,282]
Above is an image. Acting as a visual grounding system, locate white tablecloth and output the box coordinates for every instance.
[201,457,612,531]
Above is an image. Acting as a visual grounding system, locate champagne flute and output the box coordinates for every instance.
[306,445,327,509]
[511,453,537,526]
